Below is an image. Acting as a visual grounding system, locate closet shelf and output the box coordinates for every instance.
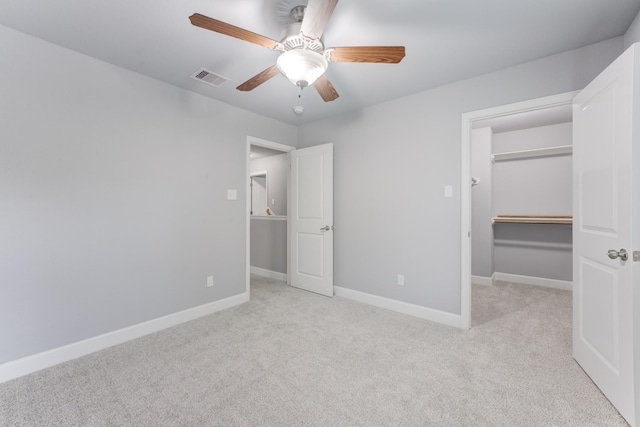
[251,215,287,221]
[492,215,573,225]
[492,145,572,162]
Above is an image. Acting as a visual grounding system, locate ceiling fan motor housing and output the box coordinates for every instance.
[279,22,324,53]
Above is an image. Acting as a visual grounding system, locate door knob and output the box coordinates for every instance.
[320,226,331,231]
[607,248,628,261]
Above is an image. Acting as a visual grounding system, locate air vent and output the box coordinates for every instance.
[190,68,230,87]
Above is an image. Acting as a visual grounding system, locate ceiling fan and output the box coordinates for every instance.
[189,0,405,102]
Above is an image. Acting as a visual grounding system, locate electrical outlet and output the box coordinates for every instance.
[397,274,405,286]
[207,276,214,288]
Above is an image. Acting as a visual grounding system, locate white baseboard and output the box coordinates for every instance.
[250,266,287,282]
[0,292,249,384]
[472,275,493,286]
[492,272,572,291]
[334,286,463,329]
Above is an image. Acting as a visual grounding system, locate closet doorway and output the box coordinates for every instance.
[460,91,578,329]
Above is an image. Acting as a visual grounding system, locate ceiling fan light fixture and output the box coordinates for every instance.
[277,49,328,88]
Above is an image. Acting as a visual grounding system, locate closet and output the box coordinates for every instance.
[471,115,573,289]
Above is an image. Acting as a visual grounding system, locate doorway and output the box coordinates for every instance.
[460,91,578,329]
[245,137,335,298]
[245,136,295,296]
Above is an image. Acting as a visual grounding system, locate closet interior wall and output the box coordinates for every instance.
[472,122,573,285]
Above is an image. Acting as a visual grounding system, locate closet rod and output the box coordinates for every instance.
[492,215,572,225]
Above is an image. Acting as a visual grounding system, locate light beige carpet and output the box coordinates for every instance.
[0,276,628,426]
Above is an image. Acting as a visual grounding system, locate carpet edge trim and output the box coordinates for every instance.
[250,266,287,281]
[334,286,462,329]
[0,292,249,384]
[492,272,573,290]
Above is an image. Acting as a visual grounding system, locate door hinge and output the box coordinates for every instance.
[634,250,640,262]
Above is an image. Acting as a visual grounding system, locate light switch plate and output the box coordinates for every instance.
[227,189,237,200]
[444,186,453,198]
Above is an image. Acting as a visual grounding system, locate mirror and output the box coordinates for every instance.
[250,172,268,215]
[250,145,288,216]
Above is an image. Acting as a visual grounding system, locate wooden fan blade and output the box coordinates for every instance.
[236,65,280,91]
[189,13,280,50]
[300,0,339,40]
[314,75,339,102]
[327,46,406,63]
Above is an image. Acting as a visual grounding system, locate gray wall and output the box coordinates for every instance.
[492,123,573,216]
[493,224,573,280]
[471,128,494,278]
[250,153,288,216]
[493,122,573,153]
[0,25,297,364]
[250,218,287,274]
[492,123,573,281]
[297,37,623,314]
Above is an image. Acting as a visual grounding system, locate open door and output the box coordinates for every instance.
[290,143,334,297]
[573,43,638,425]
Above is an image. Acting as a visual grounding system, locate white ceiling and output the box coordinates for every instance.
[1,0,638,125]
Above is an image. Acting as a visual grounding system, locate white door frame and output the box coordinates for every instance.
[245,136,295,296]
[459,91,578,330]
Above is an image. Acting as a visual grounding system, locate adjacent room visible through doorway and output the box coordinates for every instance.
[245,136,294,295]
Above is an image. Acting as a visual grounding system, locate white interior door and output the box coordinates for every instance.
[573,43,638,425]
[290,143,333,297]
